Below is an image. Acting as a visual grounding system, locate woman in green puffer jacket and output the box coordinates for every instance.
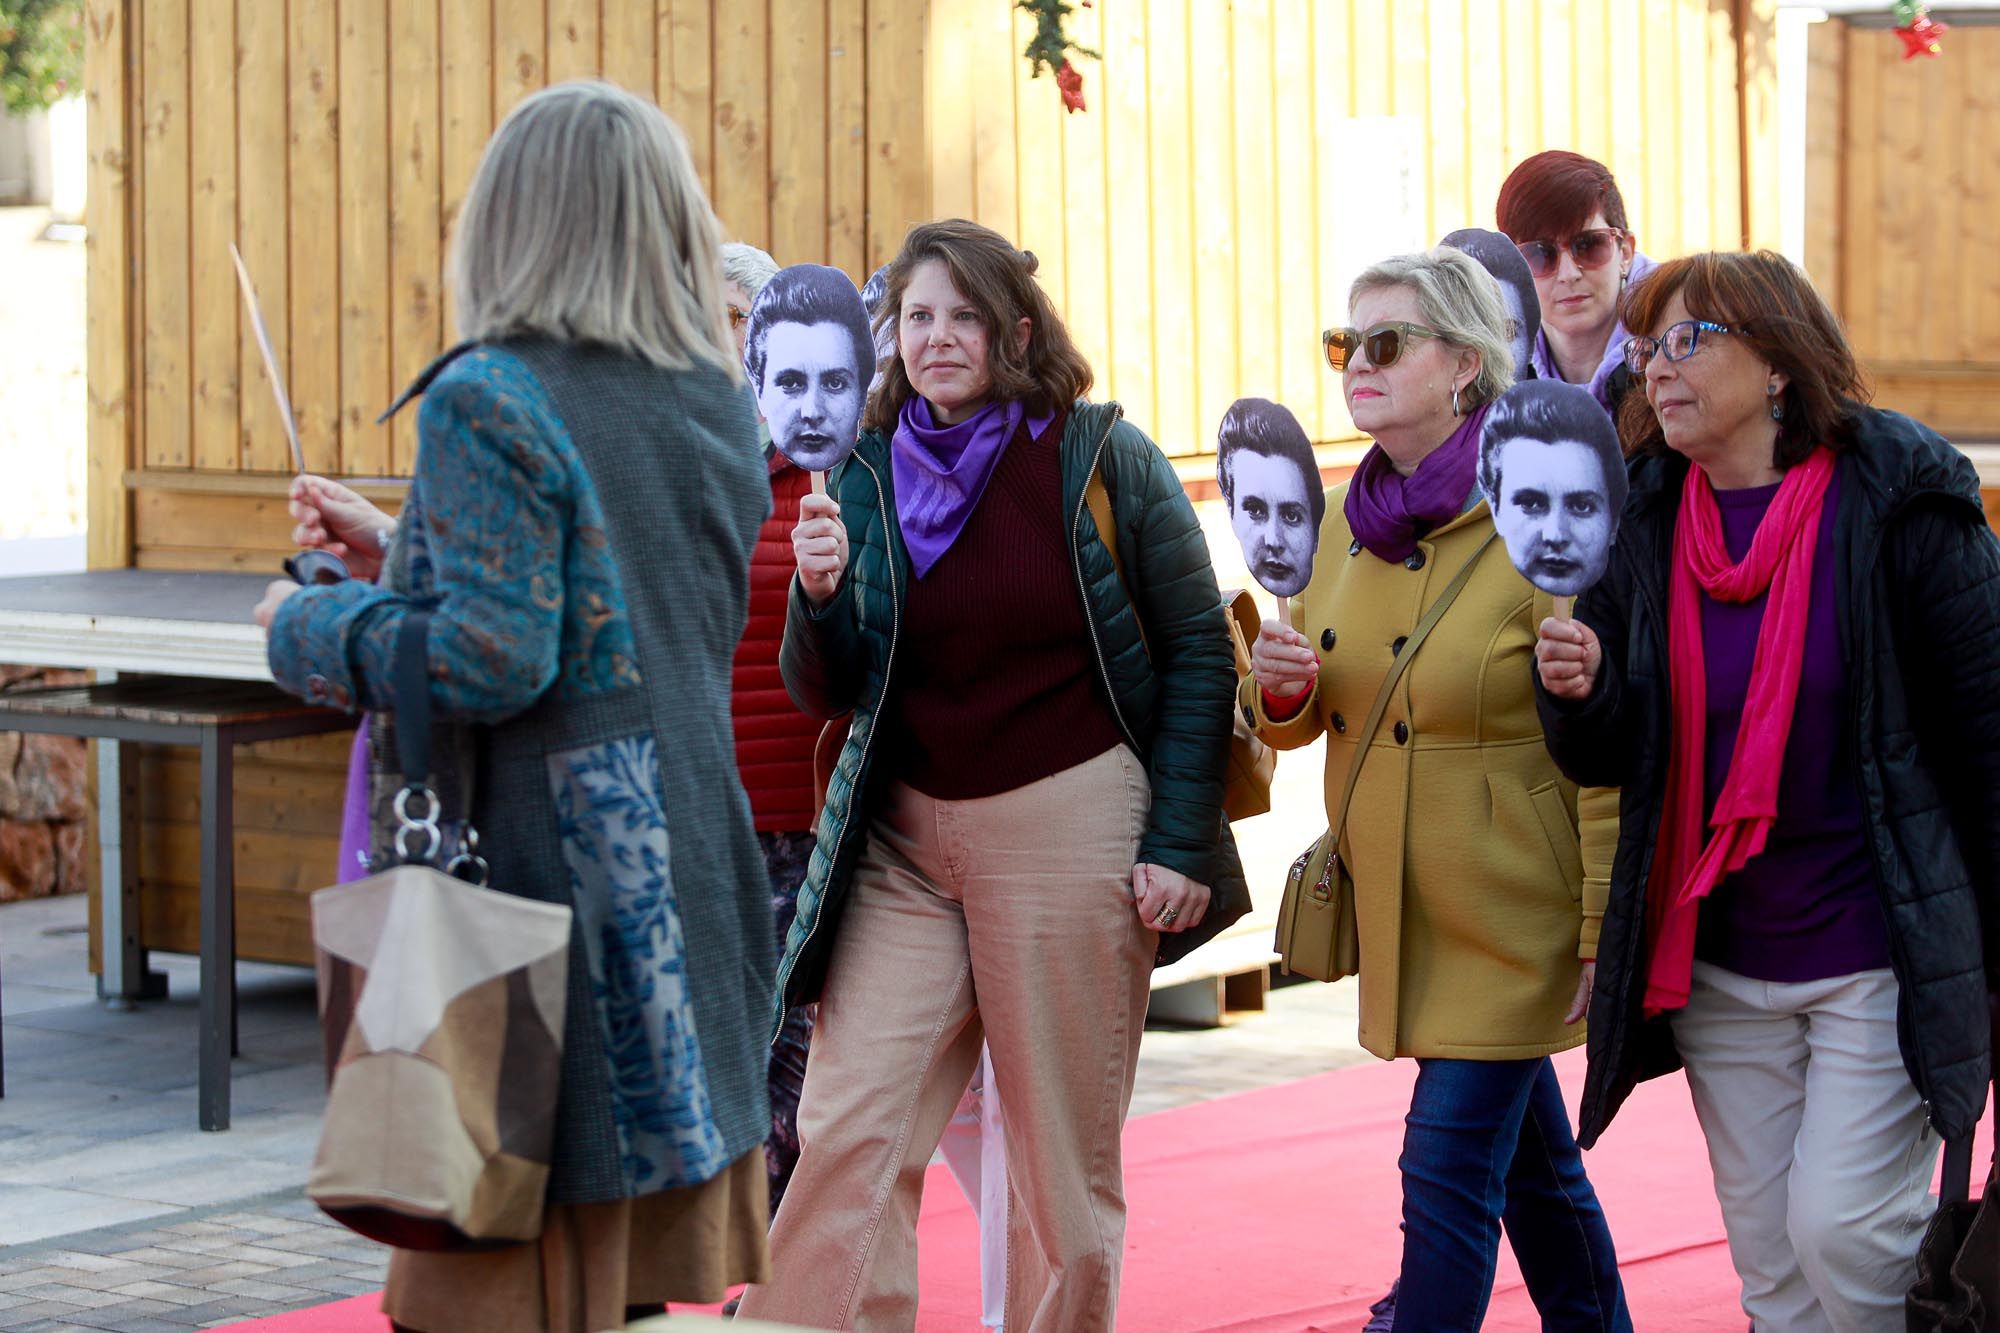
[736,219,1243,1333]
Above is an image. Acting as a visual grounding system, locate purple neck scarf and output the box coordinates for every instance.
[1343,400,1494,564]
[893,396,1054,578]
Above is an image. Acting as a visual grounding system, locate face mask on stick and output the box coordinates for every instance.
[1477,379,1627,619]
[1442,227,1542,385]
[1217,397,1323,623]
[745,264,874,492]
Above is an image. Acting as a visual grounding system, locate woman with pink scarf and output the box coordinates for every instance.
[1536,250,2000,1330]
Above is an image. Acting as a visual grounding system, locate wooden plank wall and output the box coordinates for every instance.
[94,0,922,576]
[83,0,1777,964]
[1805,16,2000,442]
[926,0,1767,459]
[84,0,928,964]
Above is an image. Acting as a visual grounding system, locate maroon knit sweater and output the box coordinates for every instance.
[886,408,1126,799]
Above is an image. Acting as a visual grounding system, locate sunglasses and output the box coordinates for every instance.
[1621,319,1745,375]
[1516,227,1628,279]
[1322,321,1440,372]
[727,305,750,329]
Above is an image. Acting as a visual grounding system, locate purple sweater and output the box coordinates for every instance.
[1693,472,1890,982]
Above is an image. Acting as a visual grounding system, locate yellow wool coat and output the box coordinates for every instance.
[1241,485,1617,1061]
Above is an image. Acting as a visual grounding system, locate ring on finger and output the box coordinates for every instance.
[1154,904,1180,928]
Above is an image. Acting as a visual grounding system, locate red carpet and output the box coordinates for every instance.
[227,1047,1972,1330]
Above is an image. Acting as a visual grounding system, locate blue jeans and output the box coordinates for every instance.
[1396,1056,1631,1332]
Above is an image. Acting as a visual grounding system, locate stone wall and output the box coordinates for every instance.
[0,666,88,901]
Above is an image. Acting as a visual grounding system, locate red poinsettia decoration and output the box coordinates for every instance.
[1056,60,1087,113]
[1895,12,1948,60]
[1019,0,1100,114]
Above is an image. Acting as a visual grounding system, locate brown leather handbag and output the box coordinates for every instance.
[308,614,573,1251]
[1085,470,1275,821]
[1273,533,1496,981]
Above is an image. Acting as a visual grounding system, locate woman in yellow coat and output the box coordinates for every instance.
[1244,247,1630,1331]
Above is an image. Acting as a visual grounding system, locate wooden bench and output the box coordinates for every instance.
[0,676,353,1129]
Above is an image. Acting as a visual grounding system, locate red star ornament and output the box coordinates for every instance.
[1056,60,1087,113]
[1895,13,1948,60]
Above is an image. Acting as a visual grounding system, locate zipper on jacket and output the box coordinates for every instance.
[1588,534,1672,1142]
[769,451,902,1045]
[1845,511,1939,1131]
[1070,410,1147,759]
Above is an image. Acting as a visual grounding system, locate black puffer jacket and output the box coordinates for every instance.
[1537,407,2000,1147]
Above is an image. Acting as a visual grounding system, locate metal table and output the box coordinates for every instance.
[0,571,354,1129]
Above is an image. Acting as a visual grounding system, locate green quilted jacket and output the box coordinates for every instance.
[773,400,1249,1030]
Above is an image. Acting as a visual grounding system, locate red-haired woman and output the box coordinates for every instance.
[1536,251,2000,1328]
[1497,150,1656,415]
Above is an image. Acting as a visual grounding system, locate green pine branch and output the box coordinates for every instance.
[1017,0,1100,80]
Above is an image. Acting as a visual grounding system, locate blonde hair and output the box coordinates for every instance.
[450,81,739,379]
[1350,247,1513,408]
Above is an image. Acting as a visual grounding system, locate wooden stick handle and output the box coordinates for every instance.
[1555,595,1574,623]
[810,470,827,496]
[1275,593,1290,627]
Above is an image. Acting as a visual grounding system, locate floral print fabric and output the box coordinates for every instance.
[548,734,730,1192]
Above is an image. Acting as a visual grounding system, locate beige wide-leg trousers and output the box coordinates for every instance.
[737,745,1158,1333]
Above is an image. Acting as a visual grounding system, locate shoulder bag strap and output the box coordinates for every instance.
[390,611,445,868]
[1328,531,1498,847]
[393,611,433,787]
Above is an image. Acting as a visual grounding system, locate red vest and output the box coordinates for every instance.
[732,457,821,833]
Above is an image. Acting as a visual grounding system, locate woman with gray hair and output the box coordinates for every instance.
[256,81,773,1332]
[1244,247,1631,1329]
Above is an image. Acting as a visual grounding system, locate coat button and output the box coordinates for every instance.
[1332,713,1347,733]
[1404,551,1427,571]
[306,673,328,699]
[1321,628,1337,651]
[1391,635,1408,656]
[1348,539,1362,557]
[1394,721,1410,744]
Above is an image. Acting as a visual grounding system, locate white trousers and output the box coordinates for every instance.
[938,1044,1008,1331]
[1673,962,1940,1333]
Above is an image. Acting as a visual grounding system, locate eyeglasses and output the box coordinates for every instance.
[1621,319,1746,375]
[1322,322,1441,372]
[727,305,750,329]
[1516,228,1627,279]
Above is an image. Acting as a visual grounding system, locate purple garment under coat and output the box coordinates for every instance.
[336,721,372,883]
[892,396,1054,579]
[1342,401,1494,565]
[1692,471,1890,983]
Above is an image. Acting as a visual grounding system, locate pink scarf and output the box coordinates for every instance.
[1644,447,1836,1014]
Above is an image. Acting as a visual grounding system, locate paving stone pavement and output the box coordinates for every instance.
[0,1190,387,1331]
[2,769,1367,1330]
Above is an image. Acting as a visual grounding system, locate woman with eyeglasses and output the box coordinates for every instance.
[1498,150,1656,414]
[1535,250,2000,1329]
[1247,247,1631,1332]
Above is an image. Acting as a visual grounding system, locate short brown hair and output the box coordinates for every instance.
[864,219,1093,430]
[1496,150,1629,246]
[1615,250,1869,467]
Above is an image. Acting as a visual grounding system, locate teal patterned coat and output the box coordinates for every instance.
[268,339,775,1204]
